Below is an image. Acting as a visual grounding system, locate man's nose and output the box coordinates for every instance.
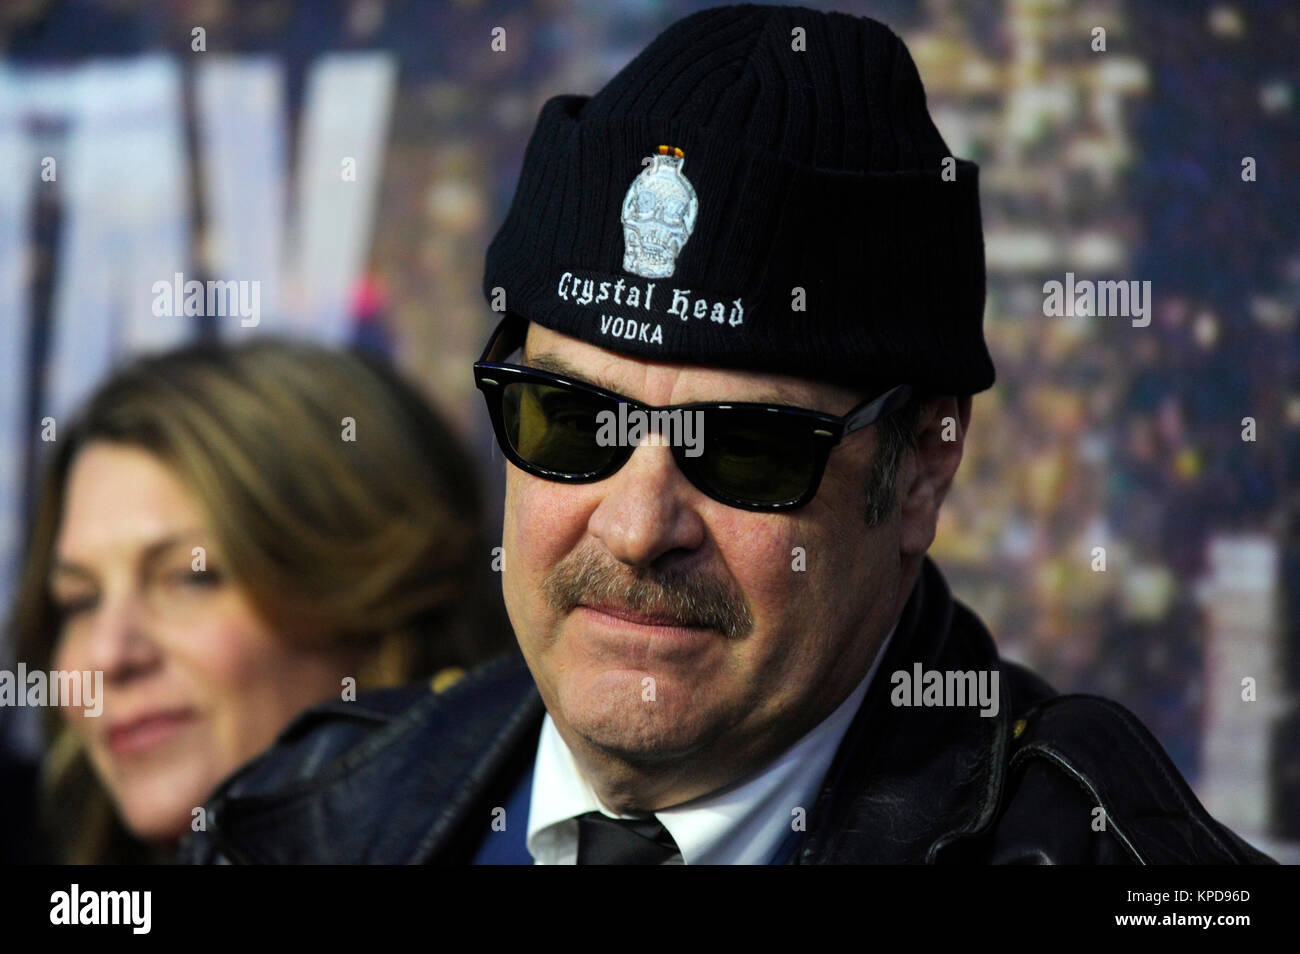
[79,592,160,682]
[587,442,706,570]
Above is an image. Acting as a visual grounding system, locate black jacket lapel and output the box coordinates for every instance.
[795,557,1011,863]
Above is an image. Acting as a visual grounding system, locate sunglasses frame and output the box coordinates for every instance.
[472,314,913,511]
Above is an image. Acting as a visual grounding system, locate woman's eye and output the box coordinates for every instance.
[173,568,221,588]
[54,596,97,620]
[155,567,223,596]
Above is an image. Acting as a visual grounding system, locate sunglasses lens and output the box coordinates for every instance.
[501,381,620,476]
[484,368,831,507]
[691,410,822,506]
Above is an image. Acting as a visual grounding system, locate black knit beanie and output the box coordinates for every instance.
[483,3,995,397]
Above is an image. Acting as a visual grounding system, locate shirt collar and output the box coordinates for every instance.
[526,621,898,864]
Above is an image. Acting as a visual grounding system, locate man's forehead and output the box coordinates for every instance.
[521,322,860,411]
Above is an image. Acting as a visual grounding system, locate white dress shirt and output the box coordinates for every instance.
[525,621,898,864]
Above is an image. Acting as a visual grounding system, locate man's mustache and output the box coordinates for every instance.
[544,545,753,639]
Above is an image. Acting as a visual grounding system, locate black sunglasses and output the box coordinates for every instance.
[472,315,912,511]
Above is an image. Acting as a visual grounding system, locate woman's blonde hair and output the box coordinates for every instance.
[8,338,509,862]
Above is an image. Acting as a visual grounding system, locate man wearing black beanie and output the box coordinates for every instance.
[183,4,1272,865]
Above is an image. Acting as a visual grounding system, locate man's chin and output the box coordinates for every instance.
[556,670,718,766]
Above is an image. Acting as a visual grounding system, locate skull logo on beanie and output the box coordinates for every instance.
[621,146,699,279]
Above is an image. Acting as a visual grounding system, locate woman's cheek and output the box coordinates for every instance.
[49,637,95,729]
[156,615,262,756]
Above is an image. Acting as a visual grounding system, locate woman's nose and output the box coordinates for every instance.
[76,592,161,682]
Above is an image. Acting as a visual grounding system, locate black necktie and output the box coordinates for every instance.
[575,811,681,865]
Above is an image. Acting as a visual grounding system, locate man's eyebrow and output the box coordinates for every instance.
[522,350,816,409]
[523,351,622,393]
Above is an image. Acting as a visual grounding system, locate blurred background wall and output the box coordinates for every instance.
[0,0,1296,860]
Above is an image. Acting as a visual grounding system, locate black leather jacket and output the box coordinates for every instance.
[179,557,1275,864]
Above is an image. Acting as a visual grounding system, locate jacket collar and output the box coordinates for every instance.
[794,555,1012,862]
[211,655,545,864]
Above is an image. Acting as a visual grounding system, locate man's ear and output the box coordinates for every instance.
[898,394,971,561]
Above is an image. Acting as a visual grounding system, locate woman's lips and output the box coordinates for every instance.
[105,710,197,757]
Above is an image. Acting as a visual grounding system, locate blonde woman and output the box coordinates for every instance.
[8,339,508,862]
